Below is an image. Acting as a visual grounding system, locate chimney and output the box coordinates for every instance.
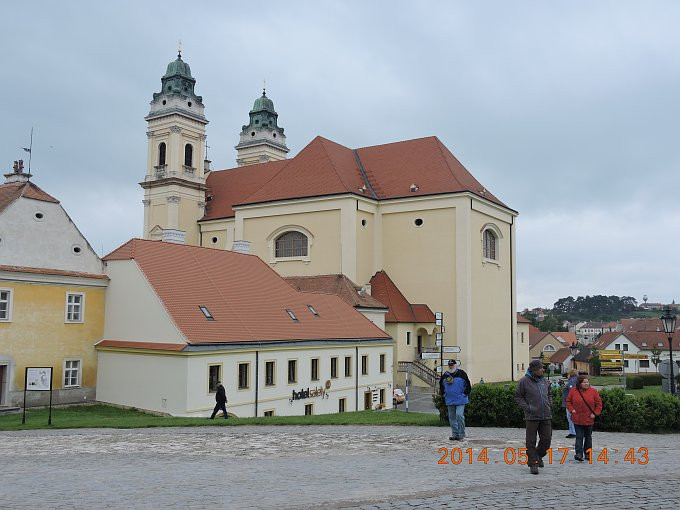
[232,240,251,254]
[4,160,32,184]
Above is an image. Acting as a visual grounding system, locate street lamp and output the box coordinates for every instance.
[660,307,676,396]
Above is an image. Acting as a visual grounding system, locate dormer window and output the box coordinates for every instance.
[199,305,214,320]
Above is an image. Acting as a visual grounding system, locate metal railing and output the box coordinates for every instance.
[397,360,438,388]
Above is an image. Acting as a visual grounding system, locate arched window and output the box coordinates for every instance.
[543,344,556,352]
[275,231,308,258]
[184,144,193,167]
[158,143,166,166]
[483,229,497,260]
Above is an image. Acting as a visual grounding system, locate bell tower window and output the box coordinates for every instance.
[184,144,193,167]
[158,143,166,166]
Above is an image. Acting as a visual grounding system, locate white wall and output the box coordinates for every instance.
[0,198,102,273]
[103,260,185,344]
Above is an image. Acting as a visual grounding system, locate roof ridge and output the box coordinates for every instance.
[237,156,295,205]
[433,137,466,190]
[318,137,355,194]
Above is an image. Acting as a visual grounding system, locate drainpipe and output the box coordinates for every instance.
[510,214,515,381]
[355,345,359,411]
[255,350,259,417]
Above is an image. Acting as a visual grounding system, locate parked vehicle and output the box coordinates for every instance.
[393,388,405,405]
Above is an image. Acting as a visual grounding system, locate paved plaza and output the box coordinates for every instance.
[1,424,678,509]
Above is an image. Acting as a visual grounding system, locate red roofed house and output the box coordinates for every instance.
[591,330,680,375]
[0,163,107,408]
[97,239,393,417]
[139,53,520,382]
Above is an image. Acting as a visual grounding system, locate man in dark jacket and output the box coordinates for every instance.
[439,360,472,440]
[515,359,552,475]
[210,381,229,419]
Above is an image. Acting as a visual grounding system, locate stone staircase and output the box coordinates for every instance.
[397,360,439,388]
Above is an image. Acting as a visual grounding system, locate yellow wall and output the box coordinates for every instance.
[355,209,376,286]
[0,281,105,392]
[243,209,342,277]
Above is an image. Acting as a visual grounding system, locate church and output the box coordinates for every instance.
[139,52,524,383]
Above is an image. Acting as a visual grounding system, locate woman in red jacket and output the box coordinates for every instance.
[566,375,603,462]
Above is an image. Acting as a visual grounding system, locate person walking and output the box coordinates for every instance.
[566,375,602,462]
[210,381,229,419]
[439,360,471,441]
[562,369,578,438]
[515,359,552,475]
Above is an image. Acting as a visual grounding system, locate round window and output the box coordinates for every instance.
[34,212,45,221]
[361,219,367,227]
[251,132,255,137]
[162,100,167,105]
[212,237,218,244]
[72,245,83,255]
[414,218,423,227]
[188,102,192,107]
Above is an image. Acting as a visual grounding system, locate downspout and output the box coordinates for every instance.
[355,345,359,411]
[255,350,259,417]
[510,215,515,381]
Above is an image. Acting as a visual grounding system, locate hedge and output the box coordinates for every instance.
[434,384,680,432]
[637,374,662,386]
[626,376,643,390]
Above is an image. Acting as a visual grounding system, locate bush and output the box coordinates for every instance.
[626,376,643,389]
[637,373,662,386]
[433,382,680,433]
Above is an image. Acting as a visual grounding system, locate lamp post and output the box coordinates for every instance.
[660,307,676,396]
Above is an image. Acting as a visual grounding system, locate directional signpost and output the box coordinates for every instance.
[421,352,441,360]
[443,346,461,354]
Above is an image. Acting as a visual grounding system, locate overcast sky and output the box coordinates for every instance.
[2,1,679,310]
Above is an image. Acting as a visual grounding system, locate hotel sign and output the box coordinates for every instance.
[291,386,327,401]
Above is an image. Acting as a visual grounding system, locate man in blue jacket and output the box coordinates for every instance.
[440,360,471,440]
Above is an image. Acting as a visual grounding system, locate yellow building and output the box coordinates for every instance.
[141,54,523,382]
[0,162,107,407]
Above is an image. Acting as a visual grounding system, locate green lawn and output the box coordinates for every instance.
[0,404,441,431]
[621,385,664,397]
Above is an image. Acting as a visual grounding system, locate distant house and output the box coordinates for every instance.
[515,314,531,376]
[529,331,571,361]
[591,331,680,374]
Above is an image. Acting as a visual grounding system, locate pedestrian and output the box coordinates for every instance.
[515,359,552,475]
[562,369,578,439]
[439,360,471,441]
[210,381,229,419]
[566,375,602,462]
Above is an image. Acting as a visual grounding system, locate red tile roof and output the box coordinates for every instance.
[0,265,108,280]
[517,313,532,324]
[529,329,548,349]
[592,331,680,352]
[0,181,59,214]
[553,331,578,347]
[368,270,435,323]
[284,274,387,310]
[96,340,186,351]
[201,135,511,220]
[104,239,390,344]
[549,347,572,364]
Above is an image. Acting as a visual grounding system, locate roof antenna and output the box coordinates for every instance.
[21,127,33,178]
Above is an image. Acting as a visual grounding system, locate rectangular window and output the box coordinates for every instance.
[311,358,319,381]
[379,354,386,373]
[338,397,346,413]
[64,359,80,387]
[379,388,385,405]
[344,356,352,377]
[521,363,525,370]
[288,359,297,384]
[304,403,313,416]
[615,344,620,350]
[330,357,338,379]
[208,364,221,392]
[406,332,411,346]
[639,360,650,368]
[623,360,629,368]
[521,332,524,343]
[361,355,368,375]
[65,293,84,322]
[0,289,12,321]
[622,344,628,351]
[238,362,249,389]
[264,410,274,417]
[265,361,275,386]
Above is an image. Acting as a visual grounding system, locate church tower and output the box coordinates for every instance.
[140,51,208,245]
[235,88,289,166]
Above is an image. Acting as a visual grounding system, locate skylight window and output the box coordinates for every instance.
[286,309,298,322]
[199,305,214,320]
[307,305,319,317]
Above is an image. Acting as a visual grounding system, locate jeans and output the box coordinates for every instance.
[525,419,552,466]
[447,404,466,438]
[574,424,593,459]
[566,409,575,435]
[210,402,228,419]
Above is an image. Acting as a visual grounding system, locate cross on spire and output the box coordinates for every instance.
[177,39,182,58]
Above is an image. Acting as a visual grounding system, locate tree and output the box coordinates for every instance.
[650,347,662,373]
[588,347,601,376]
